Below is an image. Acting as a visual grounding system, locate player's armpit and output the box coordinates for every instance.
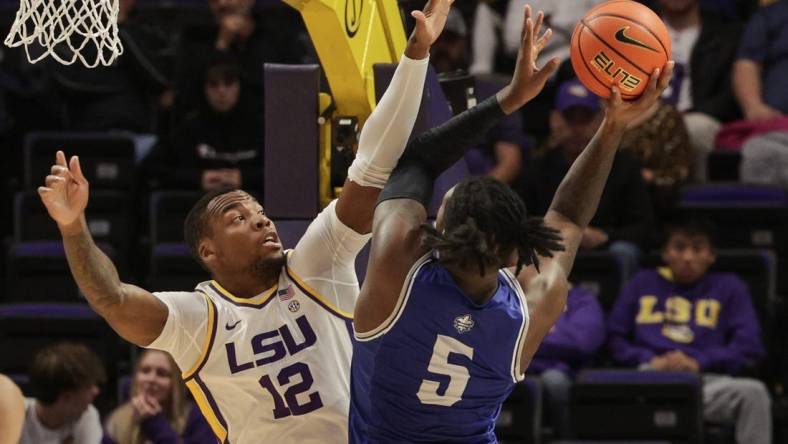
[518,269,569,372]
[99,283,168,347]
[354,199,429,334]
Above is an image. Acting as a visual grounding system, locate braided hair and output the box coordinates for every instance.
[422,176,565,276]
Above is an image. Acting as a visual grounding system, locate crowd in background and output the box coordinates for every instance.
[0,0,787,442]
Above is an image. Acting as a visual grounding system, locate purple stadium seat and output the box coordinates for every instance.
[571,369,703,443]
[680,183,788,207]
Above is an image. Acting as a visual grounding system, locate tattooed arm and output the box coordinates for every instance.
[39,151,167,347]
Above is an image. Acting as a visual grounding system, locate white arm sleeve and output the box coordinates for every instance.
[470,3,499,75]
[146,291,209,374]
[347,54,429,188]
[73,405,102,444]
[288,200,370,314]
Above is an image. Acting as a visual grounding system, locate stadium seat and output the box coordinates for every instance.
[497,378,542,444]
[568,251,625,312]
[146,191,208,292]
[6,190,129,302]
[24,131,137,191]
[570,370,703,443]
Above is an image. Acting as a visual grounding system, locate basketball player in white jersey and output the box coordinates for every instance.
[37,2,454,442]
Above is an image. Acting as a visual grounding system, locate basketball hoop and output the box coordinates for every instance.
[4,0,124,67]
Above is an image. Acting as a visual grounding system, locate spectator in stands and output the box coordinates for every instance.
[734,0,788,186]
[607,218,771,444]
[657,0,742,182]
[527,286,605,439]
[104,350,212,444]
[431,10,526,185]
[52,0,172,145]
[0,374,24,444]
[618,101,692,219]
[175,0,313,120]
[19,342,105,444]
[143,59,264,193]
[519,79,655,276]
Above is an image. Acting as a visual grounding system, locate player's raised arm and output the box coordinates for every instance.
[516,62,674,369]
[38,151,167,347]
[334,0,454,235]
[355,6,558,333]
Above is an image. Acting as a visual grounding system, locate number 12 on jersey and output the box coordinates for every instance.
[417,335,474,406]
[259,362,324,419]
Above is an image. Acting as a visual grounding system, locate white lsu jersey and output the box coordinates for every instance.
[147,200,370,444]
[183,265,353,443]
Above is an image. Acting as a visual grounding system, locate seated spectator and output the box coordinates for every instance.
[734,0,788,186]
[657,0,742,182]
[607,218,771,444]
[527,286,605,439]
[430,9,526,185]
[619,101,692,219]
[175,0,312,120]
[519,79,655,276]
[104,350,212,444]
[0,374,24,444]
[19,343,105,444]
[143,59,264,193]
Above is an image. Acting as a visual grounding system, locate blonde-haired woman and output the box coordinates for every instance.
[104,350,212,444]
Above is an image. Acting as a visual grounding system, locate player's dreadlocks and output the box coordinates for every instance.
[422,176,564,276]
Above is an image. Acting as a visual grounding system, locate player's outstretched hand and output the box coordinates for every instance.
[411,0,455,47]
[497,5,560,115]
[406,0,454,57]
[38,150,89,230]
[604,61,674,127]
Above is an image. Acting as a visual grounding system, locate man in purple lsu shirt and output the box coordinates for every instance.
[606,218,771,444]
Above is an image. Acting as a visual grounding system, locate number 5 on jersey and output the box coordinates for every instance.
[417,335,474,406]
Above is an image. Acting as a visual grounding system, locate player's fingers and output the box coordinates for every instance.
[45,175,65,188]
[657,60,675,91]
[51,164,67,176]
[534,57,560,84]
[522,18,534,67]
[609,85,623,108]
[70,155,87,183]
[55,150,67,167]
[519,4,531,43]
[536,28,552,52]
[533,10,544,39]
[643,67,661,102]
[37,186,54,201]
[411,10,426,23]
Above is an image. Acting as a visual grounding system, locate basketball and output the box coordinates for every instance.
[570,0,671,99]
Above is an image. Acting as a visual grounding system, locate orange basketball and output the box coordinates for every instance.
[570,0,671,99]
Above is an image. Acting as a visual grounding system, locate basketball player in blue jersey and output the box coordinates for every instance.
[349,6,675,442]
[36,1,456,442]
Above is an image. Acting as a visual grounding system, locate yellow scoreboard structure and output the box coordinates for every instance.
[284,0,406,124]
[282,0,407,206]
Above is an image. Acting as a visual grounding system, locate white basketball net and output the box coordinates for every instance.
[4,0,124,67]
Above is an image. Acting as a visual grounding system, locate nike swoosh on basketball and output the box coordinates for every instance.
[226,320,242,330]
[614,27,659,53]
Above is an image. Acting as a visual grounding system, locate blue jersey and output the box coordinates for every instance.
[350,254,529,443]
